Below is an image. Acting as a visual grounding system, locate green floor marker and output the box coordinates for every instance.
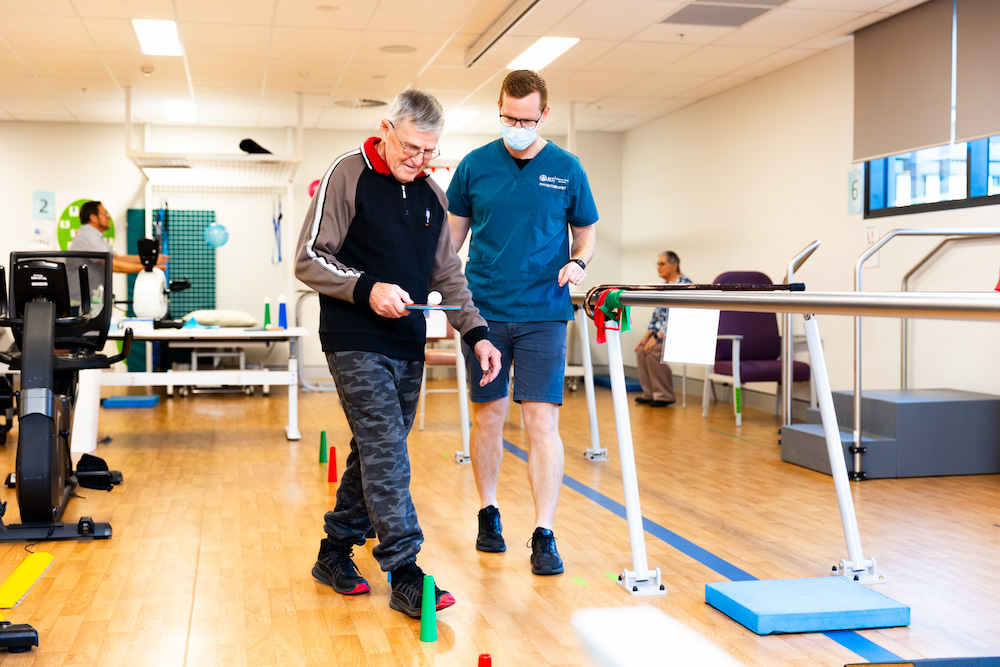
[572,577,589,586]
[603,572,619,581]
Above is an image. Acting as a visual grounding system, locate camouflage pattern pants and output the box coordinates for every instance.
[324,350,424,572]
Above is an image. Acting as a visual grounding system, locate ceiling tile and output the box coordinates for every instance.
[541,0,686,40]
[369,0,485,32]
[0,15,95,51]
[715,7,865,48]
[16,50,108,77]
[175,0,276,25]
[0,0,74,17]
[82,17,140,53]
[663,44,778,76]
[103,53,189,84]
[273,2,377,29]
[63,97,128,120]
[586,41,701,73]
[675,75,753,100]
[578,95,674,116]
[75,0,175,20]
[0,97,75,120]
[181,22,273,58]
[268,26,364,60]
[614,72,712,98]
[45,77,122,97]
[728,47,821,78]
[187,55,267,85]
[265,59,347,90]
[508,0,588,35]
[0,76,50,96]
[630,21,736,45]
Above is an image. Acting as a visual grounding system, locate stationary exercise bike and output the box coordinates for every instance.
[0,251,132,542]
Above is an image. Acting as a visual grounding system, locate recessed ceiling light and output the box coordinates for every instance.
[379,45,417,54]
[506,36,578,71]
[133,19,183,56]
[163,100,196,122]
[445,110,479,132]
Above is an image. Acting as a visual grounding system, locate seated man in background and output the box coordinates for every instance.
[634,251,692,407]
[68,200,167,308]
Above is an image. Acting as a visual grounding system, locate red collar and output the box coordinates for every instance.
[362,136,429,181]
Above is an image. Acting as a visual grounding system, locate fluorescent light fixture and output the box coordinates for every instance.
[445,110,479,132]
[163,100,196,122]
[506,37,579,71]
[133,19,183,56]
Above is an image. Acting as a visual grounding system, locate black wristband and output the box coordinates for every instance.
[571,258,586,270]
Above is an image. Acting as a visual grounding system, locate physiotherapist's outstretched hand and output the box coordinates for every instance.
[370,282,412,319]
[473,340,502,386]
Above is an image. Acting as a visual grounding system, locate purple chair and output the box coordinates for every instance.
[701,271,811,426]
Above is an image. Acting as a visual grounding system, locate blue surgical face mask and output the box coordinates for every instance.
[500,123,537,151]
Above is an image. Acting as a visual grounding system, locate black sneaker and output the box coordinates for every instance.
[312,540,370,595]
[634,396,652,404]
[477,505,506,552]
[529,527,564,575]
[389,563,456,618]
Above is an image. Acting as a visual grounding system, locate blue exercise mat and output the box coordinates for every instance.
[592,373,642,391]
[101,395,160,409]
[705,577,910,635]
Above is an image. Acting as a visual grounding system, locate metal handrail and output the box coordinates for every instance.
[587,289,1000,320]
[854,228,1000,475]
[781,240,821,425]
[899,234,1000,388]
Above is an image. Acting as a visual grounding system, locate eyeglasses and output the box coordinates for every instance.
[387,120,440,160]
[499,112,543,129]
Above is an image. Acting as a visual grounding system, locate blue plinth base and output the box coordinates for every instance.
[101,395,160,408]
[705,577,910,635]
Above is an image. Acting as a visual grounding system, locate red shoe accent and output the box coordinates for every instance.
[435,592,456,611]
[346,582,370,595]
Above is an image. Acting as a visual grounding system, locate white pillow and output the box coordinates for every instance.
[183,309,258,327]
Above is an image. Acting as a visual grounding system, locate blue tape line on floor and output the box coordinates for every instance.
[501,440,903,663]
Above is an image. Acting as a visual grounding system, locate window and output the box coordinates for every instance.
[866,135,1000,217]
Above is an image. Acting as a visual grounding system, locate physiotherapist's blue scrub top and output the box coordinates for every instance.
[447,139,599,322]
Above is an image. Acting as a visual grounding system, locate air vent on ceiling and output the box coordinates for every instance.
[661,4,772,27]
[333,98,387,108]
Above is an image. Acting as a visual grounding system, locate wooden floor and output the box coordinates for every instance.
[1,379,999,666]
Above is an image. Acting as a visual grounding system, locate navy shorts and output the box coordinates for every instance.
[465,320,567,405]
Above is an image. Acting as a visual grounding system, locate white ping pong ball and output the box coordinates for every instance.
[427,291,443,305]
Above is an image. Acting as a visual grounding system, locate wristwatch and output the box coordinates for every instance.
[570,258,586,270]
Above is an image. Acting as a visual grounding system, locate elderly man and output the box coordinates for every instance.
[295,89,501,618]
[634,251,692,407]
[448,70,599,576]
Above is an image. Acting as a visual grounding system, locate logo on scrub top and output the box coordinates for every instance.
[538,174,568,191]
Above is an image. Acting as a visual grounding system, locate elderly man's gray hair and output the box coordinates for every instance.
[386,89,444,134]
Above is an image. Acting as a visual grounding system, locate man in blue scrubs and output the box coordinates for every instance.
[448,69,598,575]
